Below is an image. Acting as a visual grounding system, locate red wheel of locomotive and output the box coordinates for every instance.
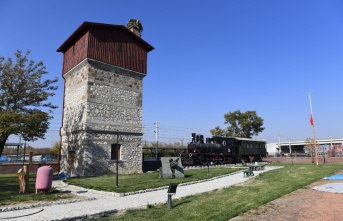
[211,153,217,165]
[218,153,225,164]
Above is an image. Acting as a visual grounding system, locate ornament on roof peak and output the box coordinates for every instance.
[127,19,143,37]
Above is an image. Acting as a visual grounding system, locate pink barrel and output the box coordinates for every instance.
[36,166,53,193]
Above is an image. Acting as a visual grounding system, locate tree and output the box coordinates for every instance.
[50,141,60,158]
[210,110,265,138]
[0,50,58,156]
[304,138,319,163]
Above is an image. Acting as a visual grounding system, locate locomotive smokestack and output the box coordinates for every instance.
[191,133,196,143]
[195,134,204,144]
[199,135,204,144]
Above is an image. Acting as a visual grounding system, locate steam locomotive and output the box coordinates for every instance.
[182,133,267,165]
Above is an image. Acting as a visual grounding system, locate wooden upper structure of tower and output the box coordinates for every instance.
[57,19,154,75]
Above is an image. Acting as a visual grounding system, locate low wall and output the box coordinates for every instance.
[142,160,161,172]
[0,162,59,174]
[264,156,343,164]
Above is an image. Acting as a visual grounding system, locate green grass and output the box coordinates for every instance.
[2,163,342,220]
[65,167,243,193]
[90,163,343,221]
[0,173,73,207]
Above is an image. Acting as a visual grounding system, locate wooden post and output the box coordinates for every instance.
[17,165,30,193]
[17,168,24,193]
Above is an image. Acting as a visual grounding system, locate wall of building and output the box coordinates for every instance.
[61,26,150,75]
[60,59,145,176]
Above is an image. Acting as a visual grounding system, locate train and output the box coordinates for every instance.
[181,133,267,165]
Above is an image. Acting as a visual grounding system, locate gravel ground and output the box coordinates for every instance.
[0,167,279,221]
[230,178,343,221]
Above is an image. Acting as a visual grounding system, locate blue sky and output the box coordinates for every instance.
[1,0,343,147]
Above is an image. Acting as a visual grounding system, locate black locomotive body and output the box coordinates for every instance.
[185,133,267,165]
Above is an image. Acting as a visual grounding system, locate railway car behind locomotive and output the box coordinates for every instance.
[185,133,267,165]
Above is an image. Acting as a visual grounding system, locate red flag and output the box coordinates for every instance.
[310,114,314,126]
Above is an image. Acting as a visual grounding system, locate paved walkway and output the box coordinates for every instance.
[0,166,279,221]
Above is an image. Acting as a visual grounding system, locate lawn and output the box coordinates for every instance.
[1,163,342,221]
[0,166,243,207]
[89,163,343,221]
[65,167,244,193]
[0,173,72,207]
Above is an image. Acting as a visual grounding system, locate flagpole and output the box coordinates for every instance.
[309,92,318,165]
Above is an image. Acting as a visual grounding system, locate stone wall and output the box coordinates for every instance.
[60,59,145,176]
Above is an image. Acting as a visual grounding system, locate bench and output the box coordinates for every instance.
[251,165,265,171]
[243,167,254,177]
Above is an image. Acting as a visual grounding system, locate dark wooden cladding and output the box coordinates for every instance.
[87,27,147,74]
[58,22,153,76]
[62,32,88,75]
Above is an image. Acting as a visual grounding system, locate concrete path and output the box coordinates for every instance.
[0,166,279,221]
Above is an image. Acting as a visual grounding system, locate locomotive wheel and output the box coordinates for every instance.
[218,153,225,164]
[211,153,217,165]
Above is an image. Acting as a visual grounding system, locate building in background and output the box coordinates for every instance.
[267,138,343,157]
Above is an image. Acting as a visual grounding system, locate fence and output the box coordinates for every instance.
[0,152,59,174]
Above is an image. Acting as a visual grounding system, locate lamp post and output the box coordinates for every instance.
[116,131,119,188]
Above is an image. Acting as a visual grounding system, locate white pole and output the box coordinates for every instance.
[309,92,313,116]
[309,92,318,165]
[289,137,294,165]
[331,136,333,151]
[289,137,291,154]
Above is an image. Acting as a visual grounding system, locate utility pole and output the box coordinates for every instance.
[155,121,158,160]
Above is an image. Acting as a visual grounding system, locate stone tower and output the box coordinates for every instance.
[57,19,154,176]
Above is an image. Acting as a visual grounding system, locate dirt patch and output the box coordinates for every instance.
[230,179,343,221]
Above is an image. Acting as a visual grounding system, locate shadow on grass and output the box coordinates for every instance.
[173,199,192,208]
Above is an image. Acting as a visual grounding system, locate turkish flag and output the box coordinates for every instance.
[310,114,314,126]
